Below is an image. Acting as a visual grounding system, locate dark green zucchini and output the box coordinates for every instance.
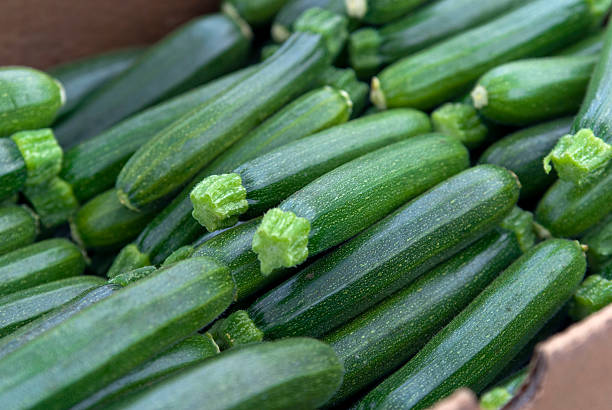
[0,67,64,137]
[54,13,251,148]
[568,274,612,320]
[581,213,612,270]
[271,0,347,42]
[0,238,86,297]
[357,239,585,409]
[558,30,605,56]
[479,117,572,200]
[0,257,234,409]
[371,0,607,110]
[345,0,429,25]
[23,177,79,228]
[0,275,104,337]
[48,48,143,120]
[223,0,289,25]
[480,370,528,410]
[106,338,342,410]
[116,9,346,211]
[0,205,38,256]
[324,228,521,406]
[251,134,469,274]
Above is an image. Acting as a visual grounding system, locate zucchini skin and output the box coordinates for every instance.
[107,338,343,410]
[0,238,86,297]
[324,228,521,406]
[349,0,429,25]
[558,30,605,56]
[49,48,143,120]
[61,67,256,203]
[72,334,219,410]
[357,239,585,409]
[0,205,38,256]
[0,67,64,137]
[0,276,104,337]
[536,161,612,237]
[373,0,603,110]
[224,0,288,25]
[0,257,234,410]
[473,55,598,126]
[248,165,519,339]
[116,30,332,211]
[0,284,120,360]
[272,0,346,41]
[0,139,27,201]
[55,14,251,148]
[479,117,573,200]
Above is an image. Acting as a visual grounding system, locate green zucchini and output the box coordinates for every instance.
[479,117,572,200]
[0,275,104,337]
[324,228,521,406]
[271,0,347,42]
[558,30,605,56]
[48,48,143,120]
[108,266,157,287]
[0,67,64,137]
[431,103,489,149]
[568,274,612,321]
[23,177,79,228]
[480,370,528,410]
[0,283,120,359]
[54,13,251,148]
[0,139,27,201]
[251,134,469,274]
[357,239,585,409]
[581,213,612,270]
[116,9,346,211]
[0,205,38,256]
[106,338,342,410]
[0,257,234,409]
[229,165,519,340]
[223,0,289,25]
[348,0,529,77]
[500,207,536,252]
[544,24,612,185]
[317,67,369,118]
[471,55,598,126]
[72,334,219,410]
[370,0,608,110]
[345,0,429,25]
[535,161,612,237]
[61,66,257,203]
[0,238,86,297]
[189,109,430,233]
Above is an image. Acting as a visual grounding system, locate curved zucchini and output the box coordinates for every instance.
[106,338,342,410]
[0,257,234,410]
[324,228,521,406]
[581,213,612,270]
[251,134,469,274]
[0,275,104,337]
[357,239,585,409]
[0,67,64,137]
[345,0,429,25]
[54,13,251,148]
[371,0,607,110]
[479,117,572,200]
[272,0,347,42]
[0,205,38,256]
[23,177,79,228]
[0,238,86,297]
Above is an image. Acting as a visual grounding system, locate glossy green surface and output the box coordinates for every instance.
[0,139,26,201]
[0,205,37,256]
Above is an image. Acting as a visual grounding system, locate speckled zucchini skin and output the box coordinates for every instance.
[247,165,519,339]
[324,228,521,406]
[54,14,251,148]
[0,257,234,410]
[0,205,38,256]
[357,239,585,410]
[107,338,343,410]
[0,139,27,201]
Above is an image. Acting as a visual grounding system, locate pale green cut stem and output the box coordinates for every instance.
[470,85,488,109]
[190,173,248,232]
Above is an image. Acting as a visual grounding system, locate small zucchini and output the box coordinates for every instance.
[345,0,429,25]
[568,274,612,321]
[0,67,64,137]
[357,239,585,409]
[0,205,38,256]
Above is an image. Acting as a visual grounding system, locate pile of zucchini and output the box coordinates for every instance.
[1,0,611,408]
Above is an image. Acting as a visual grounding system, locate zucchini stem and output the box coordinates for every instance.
[107,244,151,278]
[210,310,263,350]
[345,0,367,19]
[11,129,63,186]
[431,103,488,149]
[470,85,488,109]
[568,274,612,321]
[271,24,291,43]
[370,77,387,109]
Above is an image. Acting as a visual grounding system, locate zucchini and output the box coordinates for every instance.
[544,24,612,185]
[357,239,585,409]
[535,161,612,237]
[479,117,572,200]
[54,13,251,148]
[558,30,605,56]
[72,334,219,410]
[223,0,289,25]
[189,109,430,233]
[568,274,612,320]
[431,103,489,149]
[108,266,157,287]
[471,55,598,126]
[317,67,369,118]
[251,134,469,274]
[229,165,519,340]
[116,9,347,211]
[0,284,120,359]
[106,338,342,410]
[0,205,38,256]
[48,48,143,120]
[370,0,608,110]
[0,139,27,201]
[480,370,528,410]
[0,275,104,337]
[61,66,257,203]
[500,207,536,252]
[272,0,347,42]
[23,177,79,228]
[0,238,86,297]
[0,67,64,137]
[323,228,521,406]
[348,0,529,77]
[0,257,234,409]
[581,213,612,270]
[345,0,429,25]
